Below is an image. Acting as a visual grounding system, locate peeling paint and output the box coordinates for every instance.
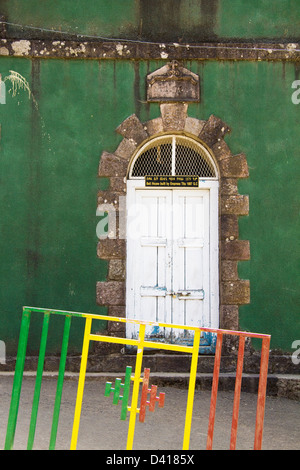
[11,40,31,56]
[4,70,32,99]
[68,43,86,56]
[116,43,124,56]
[0,47,9,55]
[287,43,297,51]
[1,38,299,61]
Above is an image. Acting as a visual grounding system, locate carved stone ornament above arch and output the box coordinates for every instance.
[97,103,250,343]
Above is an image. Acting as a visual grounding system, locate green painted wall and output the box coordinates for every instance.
[0,1,299,354]
[0,57,299,354]
[2,0,300,42]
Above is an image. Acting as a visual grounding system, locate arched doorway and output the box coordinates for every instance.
[126,134,219,345]
[97,105,250,354]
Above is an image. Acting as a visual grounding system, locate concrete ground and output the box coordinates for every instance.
[0,374,299,451]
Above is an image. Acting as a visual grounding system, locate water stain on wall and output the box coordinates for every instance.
[139,0,219,43]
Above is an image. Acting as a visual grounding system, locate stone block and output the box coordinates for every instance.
[114,138,138,161]
[211,139,232,161]
[109,176,127,193]
[98,151,129,177]
[96,281,125,306]
[221,194,249,216]
[199,115,230,148]
[221,280,250,305]
[97,191,124,208]
[220,178,238,195]
[97,239,126,259]
[144,117,164,136]
[160,103,188,131]
[220,214,239,239]
[219,153,249,178]
[108,259,126,281]
[221,239,250,261]
[107,320,126,334]
[221,260,239,280]
[147,62,200,102]
[108,305,126,318]
[184,117,205,136]
[220,305,239,330]
[116,114,149,145]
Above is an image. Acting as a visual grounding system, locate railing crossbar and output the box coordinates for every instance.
[4,306,271,451]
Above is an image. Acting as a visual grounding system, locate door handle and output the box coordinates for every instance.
[165,290,204,299]
[166,291,190,298]
[177,291,191,297]
[167,291,191,298]
[177,290,205,300]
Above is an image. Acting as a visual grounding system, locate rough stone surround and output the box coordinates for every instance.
[96,103,250,349]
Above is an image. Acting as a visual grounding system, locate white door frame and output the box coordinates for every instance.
[126,179,219,342]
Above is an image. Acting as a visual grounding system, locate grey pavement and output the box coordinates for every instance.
[0,374,299,451]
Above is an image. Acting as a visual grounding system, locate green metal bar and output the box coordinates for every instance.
[49,314,72,450]
[22,306,85,318]
[120,366,132,420]
[113,378,122,405]
[27,312,51,450]
[23,306,90,319]
[4,308,31,450]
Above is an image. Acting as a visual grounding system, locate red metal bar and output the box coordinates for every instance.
[149,385,157,412]
[254,337,270,450]
[139,368,150,423]
[158,391,165,408]
[230,335,245,449]
[191,326,270,340]
[206,332,223,450]
[139,369,165,422]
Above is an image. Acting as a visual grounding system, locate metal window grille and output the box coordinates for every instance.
[130,135,217,179]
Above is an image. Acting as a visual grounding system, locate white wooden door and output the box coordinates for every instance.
[126,183,219,345]
[172,190,210,343]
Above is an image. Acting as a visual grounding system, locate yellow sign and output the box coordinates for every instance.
[146,175,199,187]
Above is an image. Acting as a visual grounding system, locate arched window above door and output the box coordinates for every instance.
[129,134,218,180]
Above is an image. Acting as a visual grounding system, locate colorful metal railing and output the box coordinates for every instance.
[4,306,271,450]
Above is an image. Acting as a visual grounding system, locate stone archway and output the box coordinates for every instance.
[96,103,250,342]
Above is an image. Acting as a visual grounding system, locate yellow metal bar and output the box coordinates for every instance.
[89,333,193,353]
[83,312,200,332]
[143,340,193,354]
[25,307,270,339]
[70,316,92,450]
[182,328,201,450]
[126,323,146,450]
[89,334,139,346]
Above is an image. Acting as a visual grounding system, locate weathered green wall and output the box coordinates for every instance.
[0,57,299,353]
[2,0,300,42]
[0,0,299,354]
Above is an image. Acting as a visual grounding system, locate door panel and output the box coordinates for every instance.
[126,187,216,346]
[127,190,172,340]
[172,191,209,343]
